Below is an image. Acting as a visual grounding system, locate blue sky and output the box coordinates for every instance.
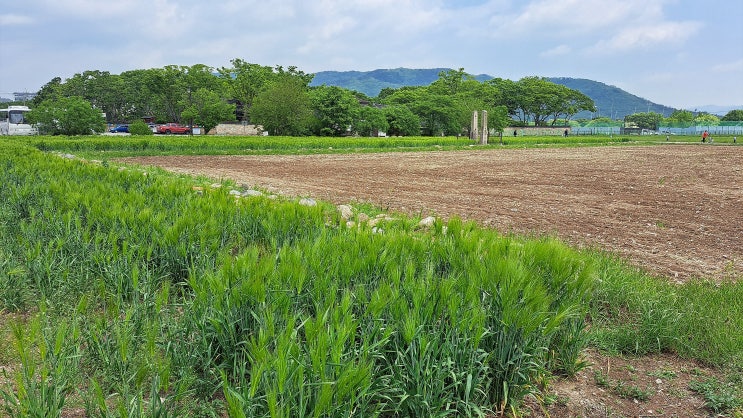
[1,0,741,109]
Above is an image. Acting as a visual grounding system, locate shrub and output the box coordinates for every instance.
[128,120,153,136]
[27,96,106,135]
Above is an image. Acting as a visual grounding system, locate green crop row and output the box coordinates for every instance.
[3,133,711,159]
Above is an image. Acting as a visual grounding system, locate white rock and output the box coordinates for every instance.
[242,190,263,197]
[337,204,354,220]
[299,198,316,207]
[418,216,436,227]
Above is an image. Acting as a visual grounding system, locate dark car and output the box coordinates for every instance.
[109,124,129,133]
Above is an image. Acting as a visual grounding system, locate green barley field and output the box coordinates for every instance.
[1,135,741,417]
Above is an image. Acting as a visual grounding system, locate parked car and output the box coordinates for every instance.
[156,123,191,135]
[109,124,129,133]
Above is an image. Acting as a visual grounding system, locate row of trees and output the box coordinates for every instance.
[28,60,597,136]
[624,109,743,130]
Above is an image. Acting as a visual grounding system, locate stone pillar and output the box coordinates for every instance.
[471,110,479,141]
[480,110,488,145]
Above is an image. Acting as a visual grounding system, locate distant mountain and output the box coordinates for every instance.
[310,68,677,120]
[311,68,446,95]
[311,68,491,97]
[547,77,676,120]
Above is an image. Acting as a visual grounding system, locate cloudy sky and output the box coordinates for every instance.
[1,0,741,109]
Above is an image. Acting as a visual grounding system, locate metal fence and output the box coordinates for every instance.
[659,123,743,136]
[572,122,743,136]
[572,126,621,135]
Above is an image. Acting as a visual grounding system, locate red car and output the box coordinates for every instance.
[156,123,191,135]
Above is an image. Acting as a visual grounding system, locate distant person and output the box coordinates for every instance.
[702,130,709,143]
[564,129,569,137]
[513,129,518,137]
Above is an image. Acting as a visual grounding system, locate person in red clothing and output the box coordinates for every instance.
[702,130,709,143]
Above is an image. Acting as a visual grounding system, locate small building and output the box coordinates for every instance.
[13,92,37,102]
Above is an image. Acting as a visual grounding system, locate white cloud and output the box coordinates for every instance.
[488,0,658,37]
[1,0,740,108]
[587,21,701,53]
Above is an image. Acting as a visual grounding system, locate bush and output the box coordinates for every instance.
[128,120,153,136]
[27,96,106,135]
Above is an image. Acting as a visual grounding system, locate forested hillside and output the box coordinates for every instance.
[548,77,675,120]
[311,68,490,97]
[310,68,675,120]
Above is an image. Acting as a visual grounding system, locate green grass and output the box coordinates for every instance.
[0,136,741,416]
[588,256,743,369]
[594,370,654,401]
[689,376,743,414]
[8,133,737,159]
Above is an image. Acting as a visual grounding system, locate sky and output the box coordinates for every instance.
[1,0,742,110]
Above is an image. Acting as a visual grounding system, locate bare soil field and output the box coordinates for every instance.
[121,144,742,283]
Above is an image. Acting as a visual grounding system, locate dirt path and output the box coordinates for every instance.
[119,144,742,282]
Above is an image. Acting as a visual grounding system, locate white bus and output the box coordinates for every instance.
[0,105,38,135]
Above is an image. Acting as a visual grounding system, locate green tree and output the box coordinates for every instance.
[376,87,397,101]
[62,70,127,124]
[32,77,63,107]
[251,76,312,136]
[149,66,188,122]
[625,112,663,130]
[721,109,743,121]
[28,96,106,135]
[695,113,720,125]
[665,109,694,125]
[120,68,162,122]
[516,77,559,126]
[412,93,460,136]
[382,86,460,136]
[585,117,617,126]
[354,106,389,137]
[218,59,275,122]
[428,68,472,96]
[550,86,596,124]
[309,86,361,136]
[498,77,594,126]
[180,88,236,134]
[488,105,510,135]
[218,60,314,123]
[486,78,518,119]
[426,69,511,136]
[383,105,420,136]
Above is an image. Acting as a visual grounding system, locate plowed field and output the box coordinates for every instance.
[120,144,742,282]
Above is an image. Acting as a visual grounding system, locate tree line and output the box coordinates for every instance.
[27,59,598,136]
[624,109,743,131]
